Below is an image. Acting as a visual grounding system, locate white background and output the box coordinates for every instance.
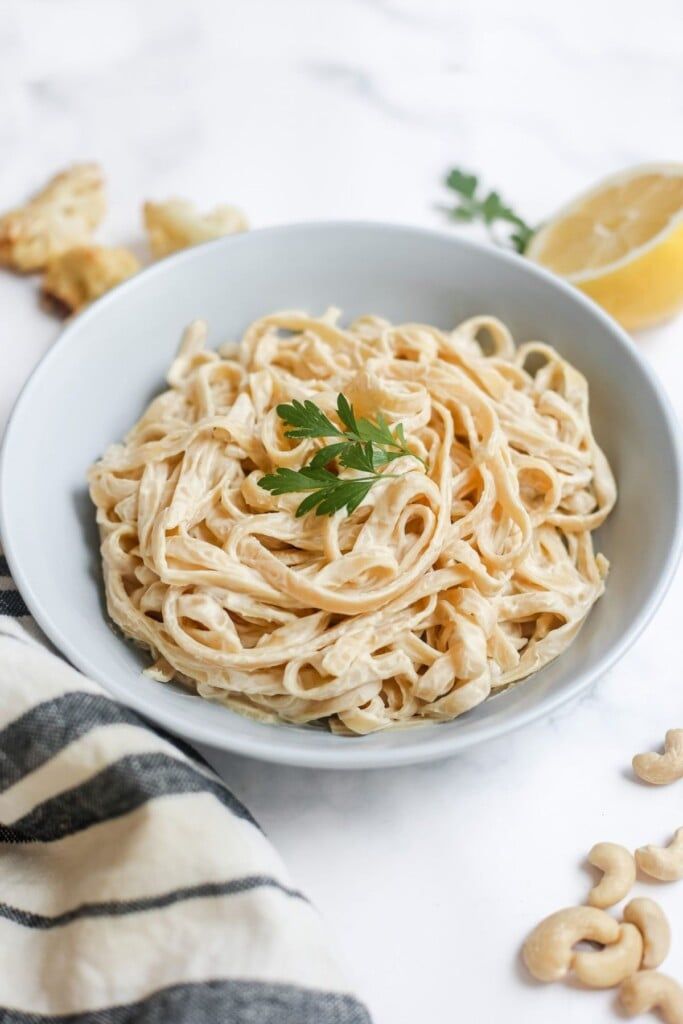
[2,1,683,1021]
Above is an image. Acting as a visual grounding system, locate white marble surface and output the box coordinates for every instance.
[2,1,683,1020]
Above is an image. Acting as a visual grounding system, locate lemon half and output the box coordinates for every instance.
[526,164,683,330]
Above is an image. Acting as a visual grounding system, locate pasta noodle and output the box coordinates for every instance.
[88,309,616,735]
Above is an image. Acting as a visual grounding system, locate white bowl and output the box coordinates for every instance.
[1,223,681,768]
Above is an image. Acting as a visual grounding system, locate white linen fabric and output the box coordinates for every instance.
[0,547,371,1024]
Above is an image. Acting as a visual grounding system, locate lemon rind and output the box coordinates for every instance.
[526,162,683,284]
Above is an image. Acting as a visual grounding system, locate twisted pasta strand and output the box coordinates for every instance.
[89,309,616,734]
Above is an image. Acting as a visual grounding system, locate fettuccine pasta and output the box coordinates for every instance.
[88,309,616,734]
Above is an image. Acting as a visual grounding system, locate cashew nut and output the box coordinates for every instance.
[620,971,683,1023]
[522,906,619,982]
[0,163,106,271]
[636,828,683,881]
[624,898,671,969]
[572,922,643,988]
[634,729,683,785]
[43,246,140,312]
[587,842,636,908]
[143,199,247,258]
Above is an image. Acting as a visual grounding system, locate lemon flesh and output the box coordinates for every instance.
[527,165,683,331]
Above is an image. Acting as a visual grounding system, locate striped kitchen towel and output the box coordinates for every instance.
[0,549,371,1023]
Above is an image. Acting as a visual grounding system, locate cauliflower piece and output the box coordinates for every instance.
[0,163,106,272]
[42,246,140,313]
[143,198,247,258]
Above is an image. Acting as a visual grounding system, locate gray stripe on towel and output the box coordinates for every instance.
[0,978,372,1024]
[0,751,258,842]
[0,876,306,929]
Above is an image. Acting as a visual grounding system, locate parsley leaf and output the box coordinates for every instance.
[336,393,359,435]
[442,167,535,253]
[446,168,478,199]
[276,399,342,439]
[259,466,338,494]
[307,441,350,469]
[258,394,425,517]
[338,441,381,474]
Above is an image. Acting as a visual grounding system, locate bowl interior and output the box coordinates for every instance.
[1,223,680,768]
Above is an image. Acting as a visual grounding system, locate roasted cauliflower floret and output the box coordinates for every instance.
[42,245,139,312]
[0,163,106,272]
[143,198,247,258]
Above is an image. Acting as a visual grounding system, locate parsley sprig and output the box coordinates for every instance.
[258,394,425,517]
[442,168,535,253]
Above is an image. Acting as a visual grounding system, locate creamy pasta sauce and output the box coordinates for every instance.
[89,309,616,734]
